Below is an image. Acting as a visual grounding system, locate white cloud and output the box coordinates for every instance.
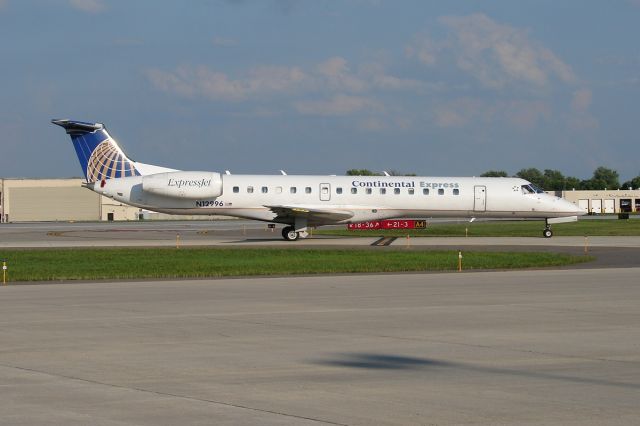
[571,88,592,112]
[316,57,368,92]
[569,88,597,130]
[294,95,382,116]
[405,36,439,66]
[147,57,424,110]
[411,14,576,89]
[212,36,238,47]
[357,117,387,132]
[69,0,105,13]
[434,98,550,130]
[360,61,426,91]
[146,65,308,101]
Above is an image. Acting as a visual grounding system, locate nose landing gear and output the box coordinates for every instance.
[543,219,553,238]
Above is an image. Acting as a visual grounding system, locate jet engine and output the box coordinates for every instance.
[142,171,223,199]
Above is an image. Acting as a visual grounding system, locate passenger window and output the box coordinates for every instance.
[453,188,459,195]
[380,188,386,194]
[261,186,268,193]
[290,187,297,194]
[351,188,357,194]
[305,187,312,194]
[366,188,372,194]
[233,186,239,193]
[394,188,400,194]
[247,186,254,194]
[423,188,429,195]
[408,188,414,195]
[336,187,343,194]
[438,188,444,195]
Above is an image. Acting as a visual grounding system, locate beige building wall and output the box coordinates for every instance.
[1,178,100,222]
[100,199,141,221]
[0,178,230,222]
[553,189,640,214]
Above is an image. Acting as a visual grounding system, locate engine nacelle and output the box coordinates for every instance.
[142,171,223,199]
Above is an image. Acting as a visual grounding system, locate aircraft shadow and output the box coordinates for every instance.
[311,352,640,390]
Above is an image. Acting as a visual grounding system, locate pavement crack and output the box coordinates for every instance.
[0,362,350,426]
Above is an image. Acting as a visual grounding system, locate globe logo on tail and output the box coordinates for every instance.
[86,139,139,182]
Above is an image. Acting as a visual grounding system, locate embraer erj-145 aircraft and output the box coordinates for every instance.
[52,119,585,240]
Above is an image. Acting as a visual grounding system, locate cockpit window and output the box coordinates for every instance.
[521,184,545,194]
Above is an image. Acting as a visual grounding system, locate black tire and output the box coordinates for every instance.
[543,228,553,238]
[281,226,299,241]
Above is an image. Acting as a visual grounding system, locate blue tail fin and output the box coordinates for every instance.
[52,119,140,182]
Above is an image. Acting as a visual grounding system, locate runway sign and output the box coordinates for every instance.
[348,220,427,230]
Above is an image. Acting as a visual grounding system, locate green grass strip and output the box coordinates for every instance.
[317,219,640,237]
[0,248,592,282]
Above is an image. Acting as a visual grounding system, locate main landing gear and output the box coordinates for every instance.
[282,226,299,241]
[281,217,310,241]
[281,226,310,241]
[543,219,553,238]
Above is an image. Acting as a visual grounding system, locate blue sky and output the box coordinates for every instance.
[1,0,639,180]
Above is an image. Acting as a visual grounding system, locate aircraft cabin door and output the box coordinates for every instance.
[320,183,331,201]
[474,185,486,212]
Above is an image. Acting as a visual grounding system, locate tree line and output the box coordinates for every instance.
[347,167,640,191]
[480,167,640,191]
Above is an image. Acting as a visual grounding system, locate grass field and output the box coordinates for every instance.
[316,218,640,238]
[0,248,592,282]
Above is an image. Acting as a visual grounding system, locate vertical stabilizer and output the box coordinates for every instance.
[51,119,140,182]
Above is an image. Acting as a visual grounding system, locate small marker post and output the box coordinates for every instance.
[458,251,462,272]
[2,259,7,285]
[176,234,180,249]
[465,227,468,237]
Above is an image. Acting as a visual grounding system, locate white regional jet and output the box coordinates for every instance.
[52,119,585,240]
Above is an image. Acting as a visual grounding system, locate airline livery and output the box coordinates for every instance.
[52,119,585,240]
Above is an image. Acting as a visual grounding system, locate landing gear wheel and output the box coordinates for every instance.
[543,228,553,238]
[282,226,299,241]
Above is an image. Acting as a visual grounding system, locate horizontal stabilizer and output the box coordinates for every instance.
[51,119,104,135]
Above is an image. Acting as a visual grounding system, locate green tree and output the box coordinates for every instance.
[586,166,620,190]
[480,170,508,177]
[541,169,565,190]
[621,175,640,190]
[564,176,582,190]
[516,168,545,188]
[346,169,380,176]
[387,169,417,176]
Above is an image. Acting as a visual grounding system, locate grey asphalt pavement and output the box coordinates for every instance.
[1,269,639,425]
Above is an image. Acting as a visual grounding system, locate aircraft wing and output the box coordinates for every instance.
[265,205,354,224]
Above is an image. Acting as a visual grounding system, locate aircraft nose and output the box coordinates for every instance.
[568,200,587,215]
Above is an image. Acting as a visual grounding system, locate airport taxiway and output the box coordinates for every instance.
[1,268,639,425]
[3,220,640,249]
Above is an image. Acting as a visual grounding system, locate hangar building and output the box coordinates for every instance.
[0,178,140,222]
[554,189,640,214]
